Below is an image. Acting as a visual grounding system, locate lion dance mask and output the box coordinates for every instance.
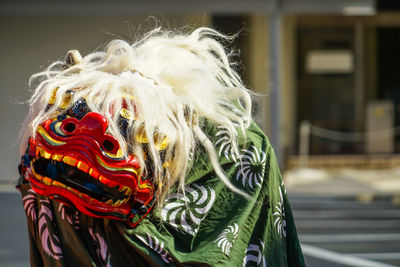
[20,86,155,227]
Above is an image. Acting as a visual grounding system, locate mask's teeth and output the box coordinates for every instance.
[30,162,36,174]
[98,175,118,188]
[77,161,89,172]
[90,198,101,206]
[52,154,63,161]
[39,148,52,159]
[119,186,132,196]
[32,146,134,209]
[126,188,132,196]
[63,156,77,167]
[88,168,100,179]
[42,177,52,185]
[52,180,66,188]
[113,200,122,207]
[67,186,79,195]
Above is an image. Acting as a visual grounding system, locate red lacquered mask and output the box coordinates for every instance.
[21,98,154,227]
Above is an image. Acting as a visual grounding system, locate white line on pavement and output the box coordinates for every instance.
[295,210,400,219]
[348,253,400,260]
[301,243,396,267]
[296,219,400,228]
[300,233,400,243]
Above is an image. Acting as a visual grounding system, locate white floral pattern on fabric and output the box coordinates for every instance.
[23,189,37,222]
[273,184,287,238]
[215,223,239,256]
[215,126,238,162]
[243,240,266,267]
[58,203,80,229]
[38,199,63,260]
[235,146,266,189]
[88,228,111,267]
[162,184,216,236]
[136,233,172,263]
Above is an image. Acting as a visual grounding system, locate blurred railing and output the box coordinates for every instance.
[298,120,400,168]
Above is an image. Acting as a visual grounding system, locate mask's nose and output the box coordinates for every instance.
[60,112,120,154]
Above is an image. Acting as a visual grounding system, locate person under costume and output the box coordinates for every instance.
[17,27,305,266]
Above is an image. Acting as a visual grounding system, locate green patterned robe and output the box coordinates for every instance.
[17,120,305,266]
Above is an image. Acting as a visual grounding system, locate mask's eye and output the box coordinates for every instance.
[64,122,76,133]
[101,136,123,158]
[51,116,75,137]
[103,139,115,152]
[60,118,79,135]
[51,98,91,136]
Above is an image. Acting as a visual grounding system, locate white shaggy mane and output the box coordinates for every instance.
[23,27,252,205]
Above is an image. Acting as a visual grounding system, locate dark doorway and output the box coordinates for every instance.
[378,27,400,152]
[212,15,250,82]
[297,27,359,154]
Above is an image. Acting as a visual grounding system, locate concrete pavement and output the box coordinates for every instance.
[0,192,29,267]
[285,168,400,267]
[284,168,400,199]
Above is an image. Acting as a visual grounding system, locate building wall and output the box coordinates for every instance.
[247,14,297,162]
[281,15,297,158]
[248,15,270,134]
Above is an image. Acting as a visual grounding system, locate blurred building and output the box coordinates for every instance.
[3,0,400,181]
[213,1,400,169]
